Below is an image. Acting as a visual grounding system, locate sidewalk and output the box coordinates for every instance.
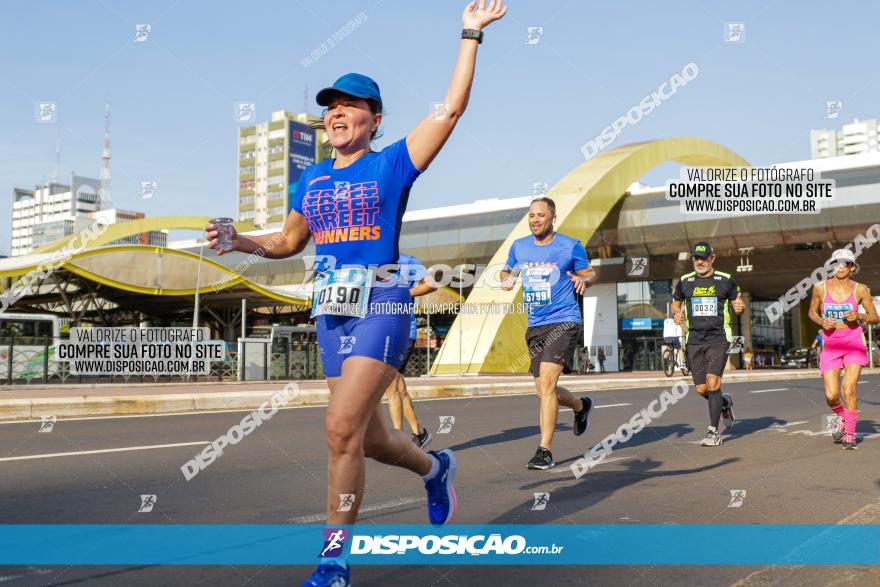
[1,368,857,421]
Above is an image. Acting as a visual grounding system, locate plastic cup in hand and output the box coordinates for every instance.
[210,217,234,252]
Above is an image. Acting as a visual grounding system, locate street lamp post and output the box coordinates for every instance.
[458,266,464,376]
[189,238,205,382]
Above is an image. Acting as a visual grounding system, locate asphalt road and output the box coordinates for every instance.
[2,374,879,586]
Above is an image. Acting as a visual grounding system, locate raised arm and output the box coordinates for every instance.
[405,0,507,171]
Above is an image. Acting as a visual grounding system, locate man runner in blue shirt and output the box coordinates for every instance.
[501,197,597,470]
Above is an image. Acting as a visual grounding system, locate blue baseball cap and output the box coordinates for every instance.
[316,73,382,111]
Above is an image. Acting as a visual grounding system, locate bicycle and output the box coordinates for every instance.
[662,344,690,377]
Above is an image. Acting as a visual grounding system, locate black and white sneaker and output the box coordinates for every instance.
[721,393,735,430]
[573,396,594,436]
[412,427,433,450]
[526,447,555,470]
[700,426,723,446]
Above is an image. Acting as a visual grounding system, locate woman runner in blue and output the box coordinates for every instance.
[207,2,507,585]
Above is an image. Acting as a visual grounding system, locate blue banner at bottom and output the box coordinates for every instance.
[0,524,877,565]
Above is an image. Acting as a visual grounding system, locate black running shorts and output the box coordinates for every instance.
[525,321,580,378]
[686,341,730,385]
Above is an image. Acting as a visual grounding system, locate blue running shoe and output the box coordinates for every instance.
[424,449,457,526]
[301,562,349,587]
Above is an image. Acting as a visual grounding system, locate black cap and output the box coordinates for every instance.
[691,241,714,258]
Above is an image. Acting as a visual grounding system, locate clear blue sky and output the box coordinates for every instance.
[2,0,878,255]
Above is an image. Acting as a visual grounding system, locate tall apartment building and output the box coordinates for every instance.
[811,118,879,159]
[11,175,165,256]
[12,174,99,256]
[237,111,330,230]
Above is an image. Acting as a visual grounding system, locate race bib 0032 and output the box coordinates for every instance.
[311,268,373,319]
[691,296,717,317]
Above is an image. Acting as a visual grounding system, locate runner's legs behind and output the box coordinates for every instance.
[385,338,432,449]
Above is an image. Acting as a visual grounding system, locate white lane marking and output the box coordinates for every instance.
[560,403,632,412]
[0,402,338,425]
[0,441,209,462]
[701,424,817,440]
[749,388,788,394]
[771,420,811,428]
[550,456,632,473]
[0,569,51,583]
[289,497,425,524]
[754,428,879,439]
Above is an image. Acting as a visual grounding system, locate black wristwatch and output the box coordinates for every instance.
[461,28,483,44]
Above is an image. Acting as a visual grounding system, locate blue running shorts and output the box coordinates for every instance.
[316,277,412,378]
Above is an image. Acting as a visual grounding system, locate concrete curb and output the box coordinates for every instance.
[0,369,841,421]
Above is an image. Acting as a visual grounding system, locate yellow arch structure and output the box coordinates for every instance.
[430,137,750,374]
[32,216,257,254]
[2,217,308,306]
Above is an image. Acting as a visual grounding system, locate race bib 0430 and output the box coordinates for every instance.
[311,268,373,319]
[691,296,717,317]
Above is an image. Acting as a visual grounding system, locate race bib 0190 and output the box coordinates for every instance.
[311,268,372,319]
[691,296,717,317]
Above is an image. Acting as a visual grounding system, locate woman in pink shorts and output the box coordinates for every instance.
[808,249,879,449]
